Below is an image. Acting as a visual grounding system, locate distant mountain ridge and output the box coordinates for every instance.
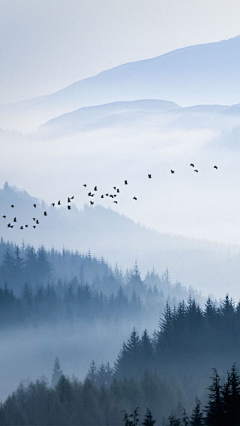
[2,35,240,131]
[1,183,240,299]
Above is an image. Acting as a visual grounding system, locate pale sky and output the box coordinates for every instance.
[1,0,240,104]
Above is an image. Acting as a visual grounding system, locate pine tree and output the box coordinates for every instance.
[190,398,204,425]
[87,360,97,384]
[166,412,181,426]
[142,408,156,426]
[205,368,223,425]
[51,356,63,387]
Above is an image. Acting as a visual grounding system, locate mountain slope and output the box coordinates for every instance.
[1,183,240,299]
[1,36,240,131]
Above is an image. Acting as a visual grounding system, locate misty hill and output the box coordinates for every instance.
[39,98,240,138]
[39,99,180,137]
[1,183,240,298]
[2,35,240,131]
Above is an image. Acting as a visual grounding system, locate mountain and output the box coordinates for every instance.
[39,99,181,137]
[1,183,240,299]
[2,35,240,132]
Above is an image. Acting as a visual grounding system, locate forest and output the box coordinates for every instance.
[0,238,202,327]
[1,296,240,425]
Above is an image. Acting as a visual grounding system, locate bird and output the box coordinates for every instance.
[67,197,71,203]
[52,203,55,207]
[11,205,14,208]
[33,204,37,208]
[117,189,120,193]
[214,165,218,169]
[2,216,6,219]
[90,201,94,205]
[68,205,71,210]
[113,187,117,190]
[114,194,117,198]
[58,201,61,205]
[71,196,74,200]
[33,226,36,229]
[101,195,104,198]
[148,174,152,178]
[133,197,137,200]
[190,164,194,167]
[194,170,198,173]
[25,225,28,228]
[94,186,97,191]
[36,220,39,224]
[171,170,175,174]
[20,226,23,230]
[91,194,95,197]
[83,184,87,187]
[105,193,109,196]
[44,211,47,216]
[124,180,128,184]
[13,217,17,222]
[114,201,118,204]
[10,225,14,228]
[7,223,11,228]
[33,218,36,221]
[110,195,114,198]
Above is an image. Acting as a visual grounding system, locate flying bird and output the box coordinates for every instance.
[171,170,175,174]
[190,164,194,167]
[117,189,120,193]
[133,197,137,200]
[194,170,198,173]
[13,217,17,222]
[214,165,218,169]
[68,205,71,210]
[52,203,55,207]
[71,196,74,200]
[58,201,61,205]
[11,205,14,208]
[90,201,94,205]
[44,211,47,216]
[25,225,28,228]
[67,197,71,203]
[33,226,36,229]
[114,201,118,204]
[2,216,6,219]
[94,186,97,191]
[113,187,117,190]
[36,220,39,224]
[101,195,104,198]
[33,218,36,221]
[33,204,37,208]
[83,184,87,187]
[124,180,128,185]
[7,223,11,228]
[148,174,152,178]
[20,226,23,230]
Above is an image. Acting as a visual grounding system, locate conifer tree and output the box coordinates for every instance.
[166,412,181,426]
[205,368,223,425]
[51,356,63,387]
[142,408,156,426]
[190,398,204,425]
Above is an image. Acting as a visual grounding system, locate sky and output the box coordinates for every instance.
[1,0,240,104]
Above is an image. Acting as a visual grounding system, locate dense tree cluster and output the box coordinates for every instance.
[0,239,200,327]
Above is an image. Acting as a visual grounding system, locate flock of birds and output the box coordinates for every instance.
[2,164,218,230]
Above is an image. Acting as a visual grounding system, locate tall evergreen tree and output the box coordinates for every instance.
[51,356,63,387]
[142,408,156,426]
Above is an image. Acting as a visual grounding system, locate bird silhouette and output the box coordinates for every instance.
[114,201,118,204]
[2,216,6,219]
[214,165,218,169]
[58,201,61,205]
[67,197,71,203]
[194,169,198,173]
[25,225,28,228]
[52,203,55,207]
[124,180,128,185]
[13,217,17,222]
[171,170,175,174]
[33,204,37,207]
[11,205,14,208]
[190,164,194,167]
[33,225,36,229]
[68,205,71,210]
[101,195,104,198]
[133,197,137,200]
[90,201,94,205]
[33,218,36,221]
[83,184,87,187]
[20,226,23,230]
[94,186,97,191]
[113,187,117,190]
[44,211,47,216]
[7,223,11,228]
[105,193,109,196]
[148,174,152,178]
[36,220,39,224]
[117,189,120,193]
